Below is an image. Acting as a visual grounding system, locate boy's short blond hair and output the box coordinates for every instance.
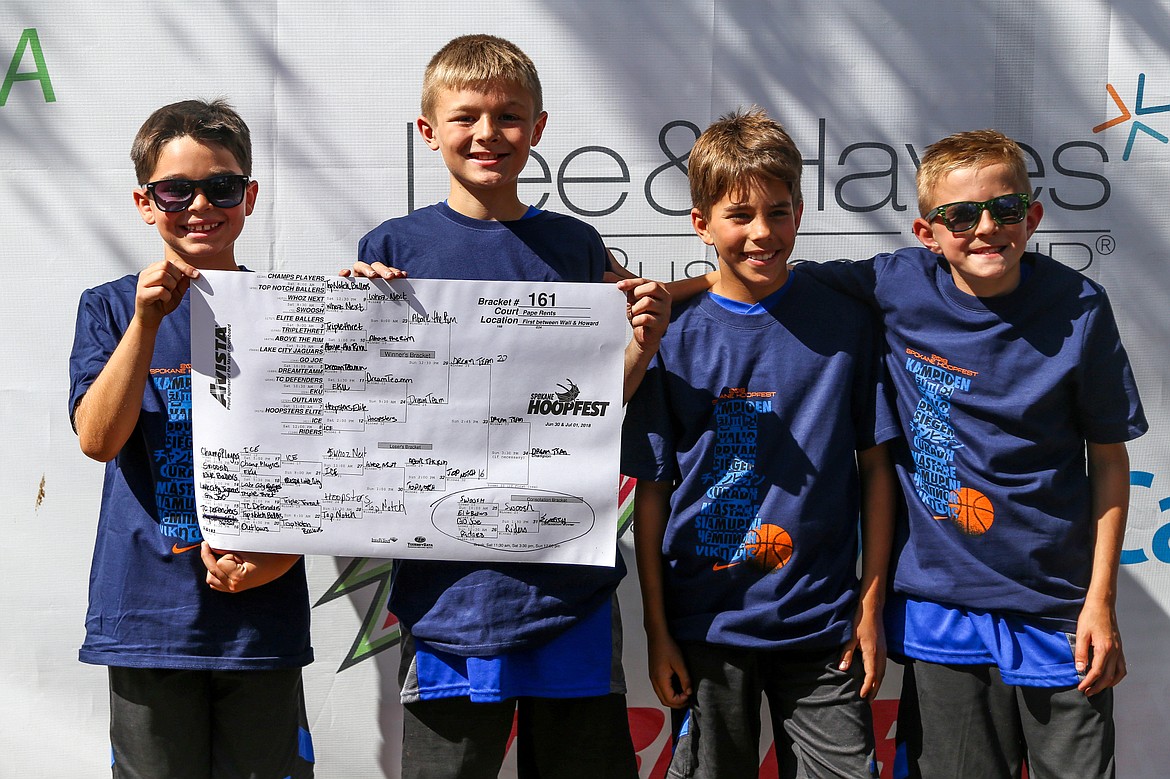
[421,34,542,120]
[130,99,251,185]
[688,107,802,218]
[916,129,1032,215]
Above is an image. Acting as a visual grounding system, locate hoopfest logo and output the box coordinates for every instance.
[527,378,612,418]
[1093,73,1170,160]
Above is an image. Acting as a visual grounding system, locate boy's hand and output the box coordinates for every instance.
[616,277,670,354]
[136,258,200,327]
[340,261,408,280]
[646,631,692,709]
[201,543,301,593]
[1075,597,1126,695]
[840,604,887,700]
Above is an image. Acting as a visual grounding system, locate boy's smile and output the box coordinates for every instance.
[913,162,1043,298]
[133,135,256,270]
[692,176,802,303]
[417,83,547,220]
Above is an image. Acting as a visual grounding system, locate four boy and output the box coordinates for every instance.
[69,31,1145,779]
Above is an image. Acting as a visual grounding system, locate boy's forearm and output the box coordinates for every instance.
[1085,441,1131,608]
[74,318,160,462]
[632,479,674,635]
[856,444,896,607]
[623,340,654,404]
[663,272,716,304]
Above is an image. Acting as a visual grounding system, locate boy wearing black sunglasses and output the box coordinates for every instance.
[68,99,314,778]
[789,129,1145,778]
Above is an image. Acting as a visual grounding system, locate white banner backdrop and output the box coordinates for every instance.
[3,2,1170,776]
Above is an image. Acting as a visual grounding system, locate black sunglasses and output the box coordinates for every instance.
[926,192,1031,233]
[144,174,250,212]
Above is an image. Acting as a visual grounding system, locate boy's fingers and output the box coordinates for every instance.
[167,257,201,278]
[838,640,858,671]
[674,662,692,698]
[1073,631,1090,676]
[348,261,382,278]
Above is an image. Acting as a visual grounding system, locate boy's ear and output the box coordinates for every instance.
[244,179,259,217]
[530,111,548,147]
[691,208,715,246]
[417,115,440,151]
[133,187,157,226]
[912,217,943,254]
[1024,198,1044,237]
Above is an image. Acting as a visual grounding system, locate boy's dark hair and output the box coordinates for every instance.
[421,34,543,119]
[688,106,802,217]
[916,129,1031,217]
[130,99,252,184]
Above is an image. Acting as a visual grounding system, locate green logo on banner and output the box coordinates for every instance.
[2,28,55,105]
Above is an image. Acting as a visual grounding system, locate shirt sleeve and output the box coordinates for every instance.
[620,355,679,482]
[1075,288,1148,443]
[67,288,117,428]
[853,308,901,451]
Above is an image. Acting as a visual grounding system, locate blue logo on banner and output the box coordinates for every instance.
[1093,74,1170,161]
[1121,471,1170,565]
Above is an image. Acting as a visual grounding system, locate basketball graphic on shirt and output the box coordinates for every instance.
[744,523,793,572]
[948,487,995,535]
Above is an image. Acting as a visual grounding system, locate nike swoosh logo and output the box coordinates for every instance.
[172,542,201,555]
[711,561,742,571]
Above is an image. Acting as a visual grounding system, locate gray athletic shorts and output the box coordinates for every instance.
[108,665,313,779]
[670,642,878,778]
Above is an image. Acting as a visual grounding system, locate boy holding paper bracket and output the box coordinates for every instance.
[343,34,669,778]
[68,99,314,778]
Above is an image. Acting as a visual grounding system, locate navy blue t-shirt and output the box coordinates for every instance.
[69,274,313,670]
[622,276,898,650]
[797,248,1147,631]
[359,202,624,655]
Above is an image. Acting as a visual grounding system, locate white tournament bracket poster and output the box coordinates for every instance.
[188,270,627,567]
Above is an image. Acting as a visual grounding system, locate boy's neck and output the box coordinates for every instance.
[711,263,791,304]
[447,182,529,222]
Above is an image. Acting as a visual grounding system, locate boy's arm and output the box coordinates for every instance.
[791,259,880,306]
[74,259,201,461]
[1077,440,1130,696]
[654,257,885,308]
[201,543,302,593]
[633,479,692,708]
[604,250,714,304]
[839,442,895,699]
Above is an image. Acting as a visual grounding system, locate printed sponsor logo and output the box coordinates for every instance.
[211,325,231,409]
[406,535,433,549]
[1093,73,1170,161]
[527,379,611,417]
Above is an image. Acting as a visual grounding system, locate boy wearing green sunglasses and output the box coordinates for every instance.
[682,128,1145,778]
[798,129,1144,778]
